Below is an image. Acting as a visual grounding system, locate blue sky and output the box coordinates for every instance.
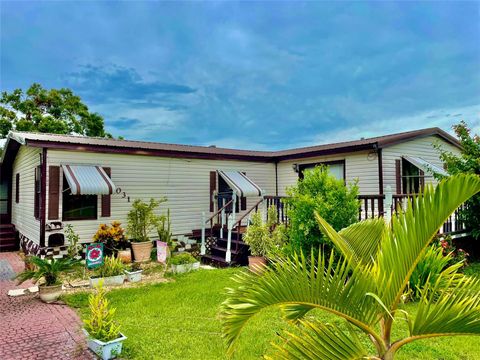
[1,1,479,149]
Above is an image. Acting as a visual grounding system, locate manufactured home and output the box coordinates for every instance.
[0,127,461,262]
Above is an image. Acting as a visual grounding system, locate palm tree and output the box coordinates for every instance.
[221,174,480,359]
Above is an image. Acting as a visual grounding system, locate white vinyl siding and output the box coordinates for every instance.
[11,146,41,244]
[46,150,276,243]
[382,135,461,194]
[277,150,380,196]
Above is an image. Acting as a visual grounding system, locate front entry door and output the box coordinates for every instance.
[0,178,10,224]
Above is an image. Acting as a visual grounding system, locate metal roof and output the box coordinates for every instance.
[2,127,460,162]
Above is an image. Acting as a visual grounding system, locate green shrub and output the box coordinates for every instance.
[83,281,121,342]
[95,256,124,278]
[284,166,359,254]
[127,198,166,242]
[170,253,197,265]
[16,256,81,286]
[407,245,456,301]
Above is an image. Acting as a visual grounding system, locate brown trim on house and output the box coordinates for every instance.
[377,147,383,195]
[48,166,60,220]
[276,144,375,161]
[15,173,20,203]
[209,171,216,212]
[39,148,47,248]
[395,159,402,194]
[101,167,111,217]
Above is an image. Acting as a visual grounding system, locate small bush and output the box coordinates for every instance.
[284,166,359,255]
[170,253,197,265]
[95,256,125,278]
[83,281,121,342]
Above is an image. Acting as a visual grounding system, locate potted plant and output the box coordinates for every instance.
[83,281,127,360]
[169,253,198,273]
[64,224,83,260]
[124,263,143,283]
[127,198,166,262]
[93,221,129,261]
[16,256,81,303]
[90,256,125,287]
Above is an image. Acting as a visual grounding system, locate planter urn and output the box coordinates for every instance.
[90,275,125,288]
[248,256,267,274]
[124,269,143,283]
[117,249,132,264]
[39,284,63,303]
[83,329,127,360]
[131,241,153,263]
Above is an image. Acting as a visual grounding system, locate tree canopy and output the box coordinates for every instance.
[436,121,480,239]
[0,83,110,138]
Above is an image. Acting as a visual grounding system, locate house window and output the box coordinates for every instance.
[15,173,20,203]
[34,166,41,219]
[62,175,97,221]
[299,161,345,181]
[401,158,423,194]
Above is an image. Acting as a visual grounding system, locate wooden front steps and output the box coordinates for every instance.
[0,224,18,252]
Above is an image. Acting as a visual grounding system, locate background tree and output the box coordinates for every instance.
[0,83,110,138]
[284,166,359,255]
[436,121,480,239]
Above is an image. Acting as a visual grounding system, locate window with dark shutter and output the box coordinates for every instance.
[15,173,20,203]
[395,159,402,194]
[101,168,111,217]
[48,166,60,220]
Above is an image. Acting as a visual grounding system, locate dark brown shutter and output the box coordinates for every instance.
[209,171,217,212]
[15,173,20,203]
[395,159,402,194]
[34,167,39,219]
[48,166,60,220]
[419,169,425,191]
[240,172,247,211]
[101,167,111,217]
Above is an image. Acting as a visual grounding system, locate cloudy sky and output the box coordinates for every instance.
[1,1,479,149]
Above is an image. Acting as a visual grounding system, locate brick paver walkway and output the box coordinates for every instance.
[0,252,94,360]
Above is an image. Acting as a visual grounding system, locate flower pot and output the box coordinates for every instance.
[131,241,153,263]
[117,249,132,264]
[124,269,143,283]
[39,284,63,303]
[90,275,125,288]
[171,264,187,274]
[248,256,267,273]
[191,261,200,270]
[83,329,127,360]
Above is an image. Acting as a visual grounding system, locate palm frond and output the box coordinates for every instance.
[266,320,369,360]
[412,274,480,336]
[316,215,387,267]
[221,251,380,355]
[376,174,480,310]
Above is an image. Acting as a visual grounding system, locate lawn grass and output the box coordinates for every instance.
[65,266,480,360]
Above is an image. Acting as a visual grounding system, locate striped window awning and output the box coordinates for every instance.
[403,156,448,177]
[217,170,263,197]
[62,165,116,195]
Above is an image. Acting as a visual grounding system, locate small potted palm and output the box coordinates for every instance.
[16,256,81,303]
[127,198,166,262]
[90,256,125,287]
[83,281,127,359]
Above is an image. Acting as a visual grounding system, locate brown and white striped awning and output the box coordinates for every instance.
[62,165,115,195]
[217,170,263,197]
